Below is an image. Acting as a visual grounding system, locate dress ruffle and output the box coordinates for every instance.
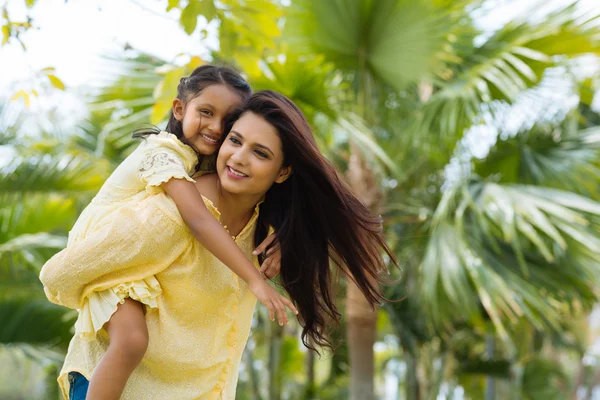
[74,277,162,341]
[138,131,198,195]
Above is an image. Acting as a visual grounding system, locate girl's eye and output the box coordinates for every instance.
[200,109,213,116]
[255,150,268,159]
[229,137,241,145]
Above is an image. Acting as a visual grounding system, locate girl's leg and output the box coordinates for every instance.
[86,298,148,400]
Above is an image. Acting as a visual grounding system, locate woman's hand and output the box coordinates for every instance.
[248,277,298,326]
[253,233,281,280]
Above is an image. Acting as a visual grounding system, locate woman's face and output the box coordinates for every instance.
[217,112,291,197]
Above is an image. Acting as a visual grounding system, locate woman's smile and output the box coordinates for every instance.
[226,166,249,179]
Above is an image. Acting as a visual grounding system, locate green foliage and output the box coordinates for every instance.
[285,0,441,91]
[0,298,75,349]
[3,0,600,398]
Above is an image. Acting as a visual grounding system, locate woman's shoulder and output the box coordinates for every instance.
[193,173,218,198]
[192,173,220,217]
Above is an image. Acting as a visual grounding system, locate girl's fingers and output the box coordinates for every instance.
[268,304,275,322]
[276,302,287,326]
[282,297,299,316]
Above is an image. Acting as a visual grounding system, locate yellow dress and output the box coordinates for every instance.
[40,131,262,398]
[41,131,199,339]
[50,194,261,399]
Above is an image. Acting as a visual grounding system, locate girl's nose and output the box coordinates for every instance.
[209,118,223,135]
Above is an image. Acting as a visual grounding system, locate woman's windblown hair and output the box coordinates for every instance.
[228,91,397,351]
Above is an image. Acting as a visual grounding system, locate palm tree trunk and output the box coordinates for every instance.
[405,351,421,400]
[304,345,316,399]
[346,146,383,400]
[244,342,263,400]
[268,324,284,400]
[484,333,495,400]
[326,323,348,385]
[347,278,378,400]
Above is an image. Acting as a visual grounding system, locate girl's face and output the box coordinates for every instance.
[217,112,292,197]
[173,84,243,155]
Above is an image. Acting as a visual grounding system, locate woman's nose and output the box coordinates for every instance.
[230,148,247,164]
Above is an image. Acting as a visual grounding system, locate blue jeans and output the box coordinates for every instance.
[68,372,89,400]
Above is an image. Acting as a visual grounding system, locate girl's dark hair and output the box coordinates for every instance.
[133,65,251,168]
[228,91,397,351]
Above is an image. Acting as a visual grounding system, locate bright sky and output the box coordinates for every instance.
[1,0,597,91]
[0,0,216,90]
[0,0,598,135]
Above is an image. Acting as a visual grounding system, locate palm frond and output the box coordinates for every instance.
[81,54,166,162]
[250,54,338,122]
[422,2,600,141]
[284,0,442,91]
[0,154,105,196]
[421,180,600,344]
[475,124,600,195]
[0,297,75,349]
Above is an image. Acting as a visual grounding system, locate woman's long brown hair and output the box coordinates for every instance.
[227,91,397,351]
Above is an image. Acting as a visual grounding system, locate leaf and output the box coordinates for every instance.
[0,298,75,348]
[166,0,179,12]
[46,74,65,90]
[198,0,217,22]
[180,0,200,34]
[187,55,204,70]
[235,51,261,77]
[0,233,67,254]
[286,0,440,91]
[0,155,104,195]
[24,0,36,7]
[151,68,183,125]
[1,24,9,46]
[10,90,30,107]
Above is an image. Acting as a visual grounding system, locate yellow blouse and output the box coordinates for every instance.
[56,194,260,399]
[40,131,261,399]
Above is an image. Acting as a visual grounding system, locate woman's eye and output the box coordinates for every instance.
[255,150,268,159]
[229,137,241,145]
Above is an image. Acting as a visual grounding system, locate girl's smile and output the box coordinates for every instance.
[173,84,244,155]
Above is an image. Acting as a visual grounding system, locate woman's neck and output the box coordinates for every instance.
[215,180,264,237]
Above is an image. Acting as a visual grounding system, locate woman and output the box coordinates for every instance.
[44,90,395,399]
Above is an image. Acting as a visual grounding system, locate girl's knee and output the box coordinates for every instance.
[106,300,149,360]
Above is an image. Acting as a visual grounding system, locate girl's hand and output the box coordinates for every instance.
[248,277,298,326]
[253,233,281,280]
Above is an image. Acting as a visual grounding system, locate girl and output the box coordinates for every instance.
[40,67,296,400]
[42,90,395,400]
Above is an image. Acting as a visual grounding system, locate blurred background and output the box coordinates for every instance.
[1,0,600,399]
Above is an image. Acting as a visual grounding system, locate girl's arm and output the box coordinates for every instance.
[162,178,297,324]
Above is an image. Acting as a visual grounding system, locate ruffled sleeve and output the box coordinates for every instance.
[138,132,199,195]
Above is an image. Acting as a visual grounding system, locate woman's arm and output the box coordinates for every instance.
[253,233,281,280]
[163,178,297,324]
